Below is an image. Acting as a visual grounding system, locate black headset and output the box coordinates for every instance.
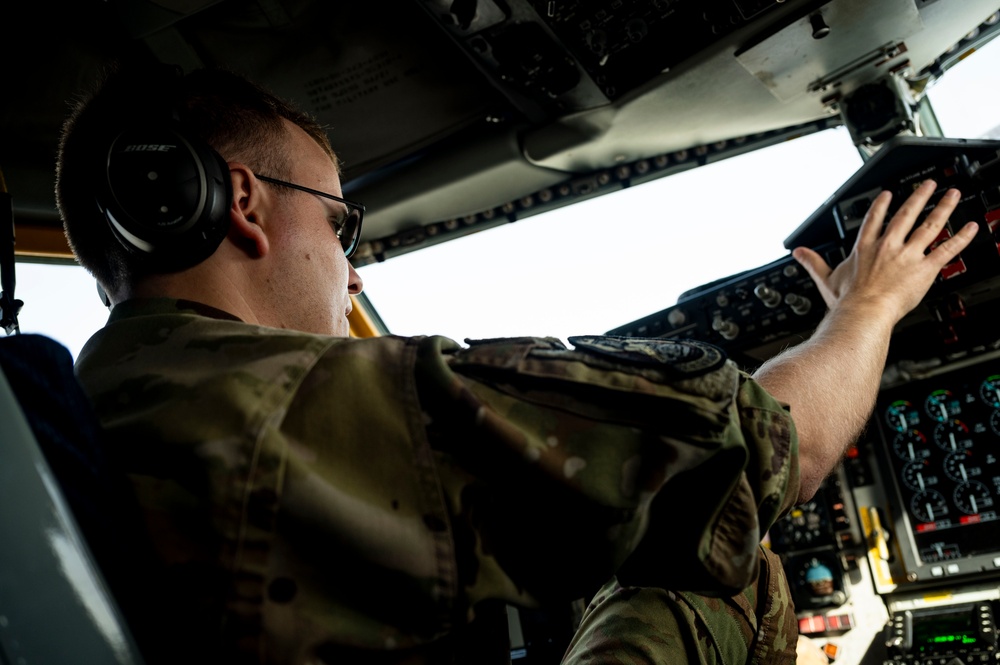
[94,66,233,273]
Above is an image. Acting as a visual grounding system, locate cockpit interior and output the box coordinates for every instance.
[4,1,1000,663]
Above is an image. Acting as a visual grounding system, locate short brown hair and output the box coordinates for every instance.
[56,63,336,296]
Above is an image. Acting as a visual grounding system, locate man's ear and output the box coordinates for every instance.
[227,163,270,258]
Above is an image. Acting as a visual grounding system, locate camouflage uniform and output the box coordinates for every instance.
[74,298,800,665]
[562,546,798,664]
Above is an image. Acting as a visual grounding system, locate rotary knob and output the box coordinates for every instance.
[712,316,739,340]
[754,283,782,308]
[785,293,812,315]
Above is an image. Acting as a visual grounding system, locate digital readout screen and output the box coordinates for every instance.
[912,608,977,651]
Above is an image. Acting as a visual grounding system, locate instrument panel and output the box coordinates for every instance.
[884,601,999,664]
[875,357,1000,580]
[608,136,1000,372]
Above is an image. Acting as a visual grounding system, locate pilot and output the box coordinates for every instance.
[54,63,976,664]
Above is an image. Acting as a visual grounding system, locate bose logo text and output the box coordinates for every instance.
[123,144,177,152]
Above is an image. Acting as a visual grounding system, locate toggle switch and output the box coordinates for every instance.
[785,293,812,315]
[712,316,739,340]
[754,283,782,308]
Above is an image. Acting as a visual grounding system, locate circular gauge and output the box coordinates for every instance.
[981,376,1000,408]
[893,430,931,461]
[771,500,828,549]
[788,554,847,608]
[990,410,1000,437]
[910,489,949,523]
[933,419,973,452]
[885,400,917,433]
[953,481,993,515]
[944,450,977,483]
[901,460,935,491]
[799,558,837,600]
[925,390,955,423]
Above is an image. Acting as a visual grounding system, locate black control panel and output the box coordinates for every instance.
[419,0,822,111]
[608,137,1000,373]
[768,477,855,610]
[874,355,1000,583]
[605,249,831,370]
[883,602,998,665]
[535,0,791,100]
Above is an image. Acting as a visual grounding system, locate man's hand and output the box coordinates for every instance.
[796,635,830,665]
[754,179,978,502]
[792,179,978,325]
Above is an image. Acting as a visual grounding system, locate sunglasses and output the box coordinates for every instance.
[254,174,365,259]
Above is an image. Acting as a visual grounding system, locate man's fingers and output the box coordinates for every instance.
[908,188,961,247]
[792,247,833,299]
[856,190,893,246]
[926,221,979,268]
[792,246,832,284]
[792,246,838,307]
[882,180,938,242]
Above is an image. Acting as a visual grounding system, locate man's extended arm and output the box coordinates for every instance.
[753,180,978,503]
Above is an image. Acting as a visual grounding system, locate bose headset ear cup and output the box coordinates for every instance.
[95,65,233,273]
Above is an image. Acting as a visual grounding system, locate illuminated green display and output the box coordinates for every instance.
[928,635,977,645]
[913,608,978,652]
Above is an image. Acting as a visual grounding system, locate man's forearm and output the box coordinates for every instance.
[765,181,977,504]
[753,301,896,502]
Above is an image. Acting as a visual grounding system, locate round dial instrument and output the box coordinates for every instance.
[943,450,978,483]
[934,419,973,452]
[910,489,949,523]
[925,389,956,423]
[953,481,993,516]
[885,400,917,433]
[893,430,931,461]
[980,375,1000,408]
[901,460,937,492]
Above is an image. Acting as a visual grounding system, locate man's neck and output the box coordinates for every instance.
[125,263,264,327]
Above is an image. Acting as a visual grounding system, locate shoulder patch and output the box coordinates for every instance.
[567,336,727,377]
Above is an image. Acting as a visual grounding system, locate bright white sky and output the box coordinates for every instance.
[358,127,863,343]
[13,34,1000,358]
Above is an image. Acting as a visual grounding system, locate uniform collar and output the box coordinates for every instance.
[108,298,245,324]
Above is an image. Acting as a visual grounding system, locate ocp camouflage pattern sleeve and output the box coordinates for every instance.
[561,546,798,665]
[73,299,800,665]
[424,334,800,606]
